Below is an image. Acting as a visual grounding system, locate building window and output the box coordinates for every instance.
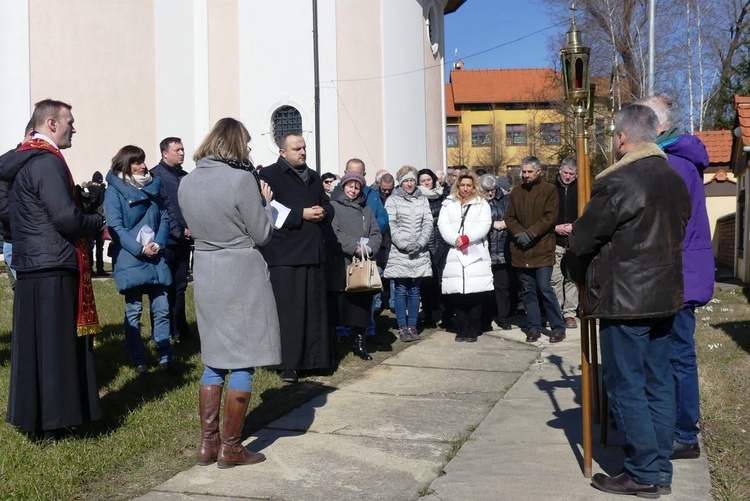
[506,124,527,146]
[471,125,493,146]
[447,125,459,147]
[540,123,561,145]
[272,105,303,146]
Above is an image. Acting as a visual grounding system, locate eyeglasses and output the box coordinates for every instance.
[323,179,333,184]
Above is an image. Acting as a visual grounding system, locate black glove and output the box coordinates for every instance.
[516,232,532,249]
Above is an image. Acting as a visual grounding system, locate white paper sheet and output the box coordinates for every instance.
[457,243,482,266]
[136,224,154,245]
[270,200,291,229]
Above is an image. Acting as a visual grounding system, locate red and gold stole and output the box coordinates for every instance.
[16,138,102,336]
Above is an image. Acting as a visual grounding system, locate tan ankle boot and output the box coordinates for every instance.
[196,385,222,465]
[217,388,265,468]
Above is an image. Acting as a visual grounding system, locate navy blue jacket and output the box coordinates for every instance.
[0,146,103,272]
[105,172,172,293]
[151,160,189,246]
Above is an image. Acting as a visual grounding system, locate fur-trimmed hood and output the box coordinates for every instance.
[595,142,667,180]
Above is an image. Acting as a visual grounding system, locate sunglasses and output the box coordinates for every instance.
[323,179,334,184]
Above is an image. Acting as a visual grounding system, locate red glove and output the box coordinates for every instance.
[458,235,469,250]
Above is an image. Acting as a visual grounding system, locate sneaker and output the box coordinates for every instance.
[408,326,421,341]
[398,328,411,342]
[134,364,148,375]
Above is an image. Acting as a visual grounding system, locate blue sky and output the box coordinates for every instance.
[444,0,567,80]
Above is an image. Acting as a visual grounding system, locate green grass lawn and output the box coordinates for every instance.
[1,268,748,500]
[0,272,405,500]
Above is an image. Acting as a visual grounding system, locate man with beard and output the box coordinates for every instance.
[0,99,104,441]
[259,134,333,383]
[505,156,565,343]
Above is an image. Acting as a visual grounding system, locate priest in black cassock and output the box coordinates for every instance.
[0,99,104,441]
[259,133,333,383]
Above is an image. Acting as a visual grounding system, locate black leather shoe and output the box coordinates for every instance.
[549,331,566,343]
[659,485,671,495]
[497,319,512,330]
[279,370,298,383]
[526,331,541,342]
[592,472,659,498]
[670,440,700,460]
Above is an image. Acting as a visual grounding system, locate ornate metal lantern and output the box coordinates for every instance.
[560,5,590,105]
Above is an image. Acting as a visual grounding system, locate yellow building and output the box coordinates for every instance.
[445,68,569,175]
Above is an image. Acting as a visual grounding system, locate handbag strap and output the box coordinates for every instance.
[458,204,471,234]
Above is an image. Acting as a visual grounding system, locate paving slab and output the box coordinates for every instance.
[427,439,711,501]
[501,366,584,404]
[143,430,448,501]
[383,331,539,373]
[339,364,524,400]
[267,390,494,441]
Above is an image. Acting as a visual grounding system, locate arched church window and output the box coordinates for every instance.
[272,106,303,146]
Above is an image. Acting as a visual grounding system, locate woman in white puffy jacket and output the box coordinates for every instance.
[384,165,433,342]
[438,169,493,342]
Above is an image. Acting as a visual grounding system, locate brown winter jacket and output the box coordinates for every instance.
[504,176,559,268]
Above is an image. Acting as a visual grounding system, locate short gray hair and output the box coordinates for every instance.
[615,104,659,144]
[521,156,541,170]
[560,157,577,171]
[479,174,497,192]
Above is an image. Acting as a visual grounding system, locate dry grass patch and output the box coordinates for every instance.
[695,287,750,500]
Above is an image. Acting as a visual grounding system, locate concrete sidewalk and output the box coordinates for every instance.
[136,324,712,501]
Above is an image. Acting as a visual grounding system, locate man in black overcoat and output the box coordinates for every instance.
[259,134,333,382]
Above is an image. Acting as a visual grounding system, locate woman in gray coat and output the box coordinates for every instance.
[178,118,280,469]
[325,171,382,360]
[383,165,433,342]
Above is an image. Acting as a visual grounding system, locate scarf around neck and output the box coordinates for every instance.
[127,171,153,188]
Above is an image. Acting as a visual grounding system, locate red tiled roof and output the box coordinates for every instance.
[735,96,750,147]
[449,68,563,104]
[446,83,460,118]
[704,169,736,185]
[693,130,732,164]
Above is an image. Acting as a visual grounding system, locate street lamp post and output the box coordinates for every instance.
[560,3,594,478]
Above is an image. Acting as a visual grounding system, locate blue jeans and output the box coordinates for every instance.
[393,278,421,329]
[201,366,255,392]
[3,241,15,279]
[125,285,172,365]
[670,307,700,444]
[600,317,675,486]
[518,266,565,332]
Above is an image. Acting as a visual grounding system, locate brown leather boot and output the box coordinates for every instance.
[217,388,266,468]
[196,385,222,466]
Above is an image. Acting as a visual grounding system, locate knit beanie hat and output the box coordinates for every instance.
[92,171,104,183]
[340,171,366,189]
[496,176,511,192]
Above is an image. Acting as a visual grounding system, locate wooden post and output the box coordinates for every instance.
[575,108,593,478]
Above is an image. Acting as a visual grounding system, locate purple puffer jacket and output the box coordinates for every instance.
[661,134,714,307]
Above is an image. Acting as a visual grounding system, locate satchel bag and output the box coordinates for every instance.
[345,249,382,293]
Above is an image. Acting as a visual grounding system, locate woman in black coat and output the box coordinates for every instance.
[417,168,448,328]
[480,174,512,330]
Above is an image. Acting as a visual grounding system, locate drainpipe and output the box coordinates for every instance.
[312,0,322,173]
